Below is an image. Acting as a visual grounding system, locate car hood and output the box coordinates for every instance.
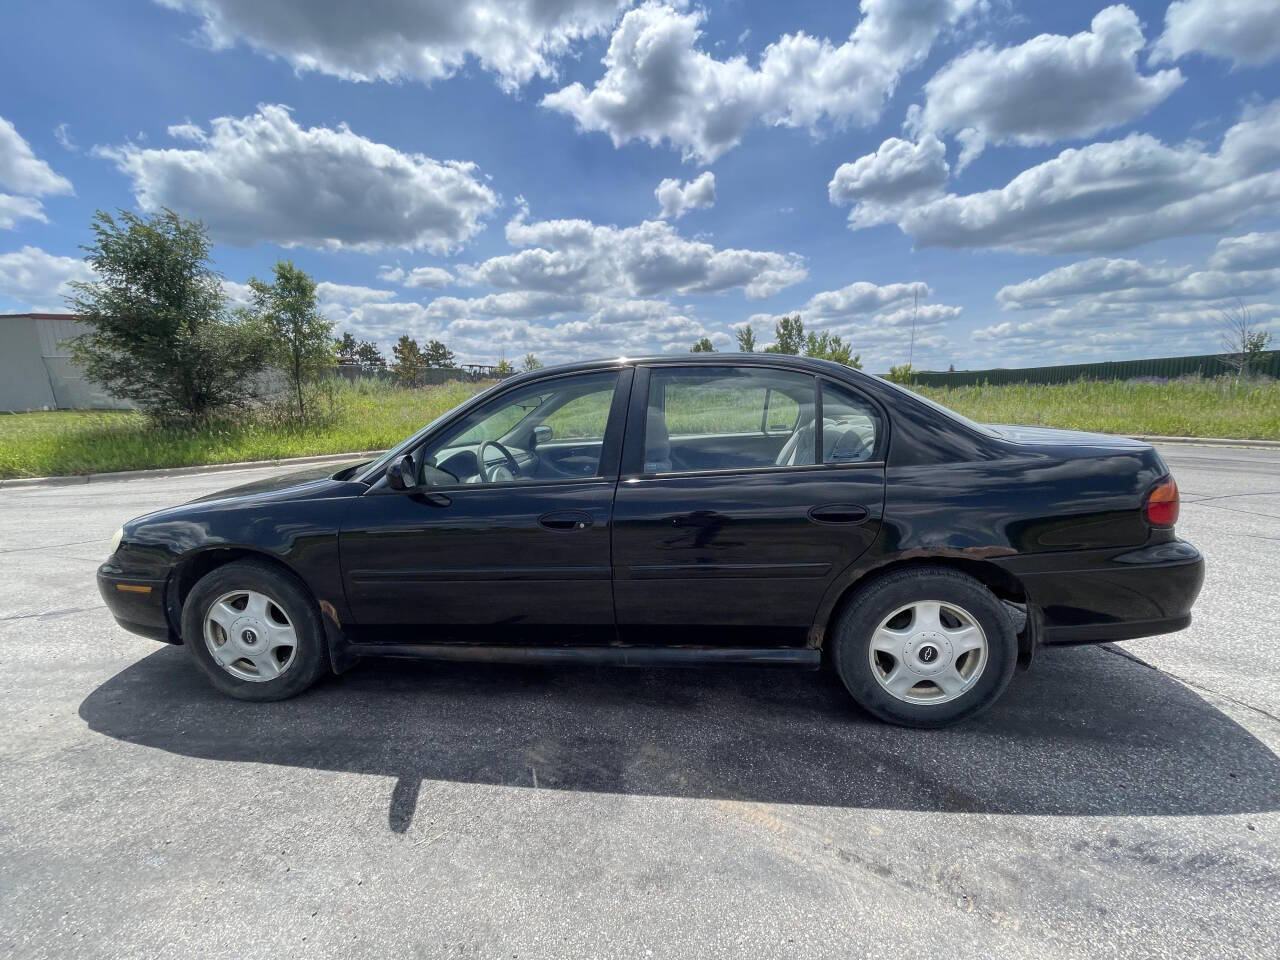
[988,424,1151,449]
[187,462,369,505]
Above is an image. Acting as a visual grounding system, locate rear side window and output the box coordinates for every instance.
[642,367,818,474]
[820,381,882,463]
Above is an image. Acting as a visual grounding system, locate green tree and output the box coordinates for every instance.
[1220,301,1273,380]
[886,363,914,384]
[247,260,335,421]
[522,353,542,372]
[392,335,426,387]
[355,340,385,372]
[804,331,860,368]
[334,331,359,364]
[691,337,716,352]
[66,209,268,423]
[494,357,516,376]
[735,324,756,352]
[764,314,806,355]
[423,338,456,368]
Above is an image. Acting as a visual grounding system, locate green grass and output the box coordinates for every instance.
[912,377,1280,441]
[2,375,1276,479]
[0,379,484,479]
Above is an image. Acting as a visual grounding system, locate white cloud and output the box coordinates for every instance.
[828,134,948,227]
[53,123,78,153]
[655,171,715,219]
[913,6,1182,167]
[0,195,48,230]
[315,281,399,305]
[154,0,627,92]
[456,208,807,301]
[542,0,980,163]
[996,258,1192,309]
[0,116,73,197]
[1208,231,1280,272]
[100,104,499,253]
[378,264,455,288]
[0,246,94,310]
[837,100,1280,254]
[1152,0,1280,67]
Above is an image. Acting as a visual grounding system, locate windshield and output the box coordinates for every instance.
[874,377,1005,439]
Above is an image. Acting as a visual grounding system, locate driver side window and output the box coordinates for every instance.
[418,371,620,485]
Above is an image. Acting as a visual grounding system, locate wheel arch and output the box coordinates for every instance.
[817,556,1037,668]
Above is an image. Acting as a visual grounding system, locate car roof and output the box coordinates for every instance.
[505,352,869,387]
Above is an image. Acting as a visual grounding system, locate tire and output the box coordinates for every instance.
[180,559,330,701]
[830,567,1017,728]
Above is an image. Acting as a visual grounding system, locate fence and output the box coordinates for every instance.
[910,349,1280,388]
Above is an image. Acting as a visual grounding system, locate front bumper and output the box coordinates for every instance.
[997,539,1205,645]
[96,566,176,643]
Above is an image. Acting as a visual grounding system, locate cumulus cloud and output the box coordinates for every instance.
[1208,231,1280,272]
[456,208,807,301]
[542,0,979,163]
[0,116,74,229]
[834,100,1280,254]
[99,104,499,253]
[378,264,455,288]
[828,134,948,227]
[0,246,94,310]
[1152,0,1280,67]
[995,259,1192,309]
[0,195,47,230]
[912,6,1182,167]
[154,0,627,92]
[655,171,715,219]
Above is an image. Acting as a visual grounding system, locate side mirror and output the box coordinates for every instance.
[385,453,418,492]
[533,424,553,446]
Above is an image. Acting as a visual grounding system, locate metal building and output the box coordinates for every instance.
[0,313,131,411]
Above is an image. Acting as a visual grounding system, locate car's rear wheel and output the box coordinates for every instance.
[831,567,1017,728]
[180,560,329,701]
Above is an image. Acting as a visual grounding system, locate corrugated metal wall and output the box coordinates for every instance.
[911,350,1280,388]
[0,316,133,411]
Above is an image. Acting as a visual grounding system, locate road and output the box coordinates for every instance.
[1,445,1277,959]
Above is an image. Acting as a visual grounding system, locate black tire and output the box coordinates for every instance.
[830,567,1017,728]
[180,559,330,701]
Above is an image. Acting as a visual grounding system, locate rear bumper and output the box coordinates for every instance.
[997,540,1204,645]
[96,566,177,643]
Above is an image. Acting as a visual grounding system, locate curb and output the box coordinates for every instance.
[0,450,386,490]
[3,432,1279,490]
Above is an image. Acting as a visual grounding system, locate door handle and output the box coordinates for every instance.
[808,503,870,524]
[539,510,594,531]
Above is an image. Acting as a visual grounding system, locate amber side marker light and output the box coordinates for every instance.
[115,583,152,594]
[1146,477,1180,527]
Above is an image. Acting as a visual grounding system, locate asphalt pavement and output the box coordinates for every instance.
[1,444,1277,959]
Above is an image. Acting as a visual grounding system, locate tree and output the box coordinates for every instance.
[691,337,716,352]
[735,324,756,352]
[522,353,542,372]
[1220,301,1272,380]
[392,335,426,387]
[764,314,806,355]
[423,338,456,368]
[355,340,385,372]
[334,331,359,364]
[494,357,516,376]
[247,260,335,421]
[803,330,860,367]
[66,209,268,423]
[887,363,915,385]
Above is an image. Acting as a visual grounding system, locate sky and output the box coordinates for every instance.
[1,0,1278,372]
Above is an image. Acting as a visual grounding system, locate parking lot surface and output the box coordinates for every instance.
[1,445,1278,959]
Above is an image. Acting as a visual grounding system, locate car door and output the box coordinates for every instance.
[611,363,886,647]
[338,367,631,645]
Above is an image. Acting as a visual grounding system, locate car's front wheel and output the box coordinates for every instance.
[180,560,329,701]
[831,567,1017,728]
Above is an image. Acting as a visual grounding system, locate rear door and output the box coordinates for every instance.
[611,363,886,647]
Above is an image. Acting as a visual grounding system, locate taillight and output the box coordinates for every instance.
[1146,477,1179,527]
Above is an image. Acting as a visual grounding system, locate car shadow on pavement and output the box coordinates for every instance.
[79,643,1280,832]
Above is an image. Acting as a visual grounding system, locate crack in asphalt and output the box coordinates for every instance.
[0,537,109,555]
[1102,644,1280,727]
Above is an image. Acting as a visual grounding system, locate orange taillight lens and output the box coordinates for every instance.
[1146,477,1179,527]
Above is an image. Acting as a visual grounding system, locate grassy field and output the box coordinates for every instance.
[2,375,1277,479]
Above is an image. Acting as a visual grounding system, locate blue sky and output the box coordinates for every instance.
[1,0,1278,370]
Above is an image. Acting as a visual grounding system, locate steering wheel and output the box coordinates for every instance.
[476,439,521,482]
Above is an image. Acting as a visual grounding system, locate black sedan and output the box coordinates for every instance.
[98,355,1204,727]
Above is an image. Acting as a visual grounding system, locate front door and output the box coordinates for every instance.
[611,364,886,646]
[339,368,630,645]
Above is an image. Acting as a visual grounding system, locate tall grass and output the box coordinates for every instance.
[2,375,1276,480]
